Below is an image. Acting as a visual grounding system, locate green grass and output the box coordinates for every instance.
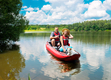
[105,30,111,32]
[28,74,31,80]
[24,29,61,32]
[24,29,111,32]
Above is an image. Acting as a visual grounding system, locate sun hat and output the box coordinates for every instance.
[62,28,70,35]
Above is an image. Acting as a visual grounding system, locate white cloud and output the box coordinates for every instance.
[42,5,52,11]
[84,1,108,18]
[23,0,88,24]
[65,0,77,6]
[24,7,34,12]
[25,10,47,24]
[103,0,111,10]
[35,7,39,11]
[22,0,111,24]
[22,6,27,8]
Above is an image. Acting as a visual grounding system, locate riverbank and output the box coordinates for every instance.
[24,30,52,33]
[24,30,111,33]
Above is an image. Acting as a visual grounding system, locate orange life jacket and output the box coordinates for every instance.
[54,32,60,41]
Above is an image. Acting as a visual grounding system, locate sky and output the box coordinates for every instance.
[20,0,111,25]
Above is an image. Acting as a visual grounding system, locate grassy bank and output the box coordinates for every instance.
[24,29,111,33]
[105,30,111,32]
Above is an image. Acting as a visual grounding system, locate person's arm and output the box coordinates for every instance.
[60,36,66,52]
[69,34,73,39]
[50,36,56,39]
[50,32,58,39]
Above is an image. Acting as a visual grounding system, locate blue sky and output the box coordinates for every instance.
[20,0,111,24]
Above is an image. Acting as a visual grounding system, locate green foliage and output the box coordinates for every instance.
[74,27,78,31]
[28,74,31,80]
[26,20,111,32]
[0,0,29,44]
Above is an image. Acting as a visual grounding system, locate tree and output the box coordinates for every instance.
[74,27,78,31]
[104,23,111,30]
[26,20,111,32]
[84,26,90,31]
[46,24,50,29]
[37,25,40,30]
[0,0,29,44]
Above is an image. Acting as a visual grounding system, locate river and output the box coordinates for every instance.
[0,32,111,80]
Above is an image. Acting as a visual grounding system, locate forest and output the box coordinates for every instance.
[26,20,111,31]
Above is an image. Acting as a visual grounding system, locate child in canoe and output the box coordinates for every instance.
[59,28,76,55]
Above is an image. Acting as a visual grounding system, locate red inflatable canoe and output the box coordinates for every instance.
[46,42,80,61]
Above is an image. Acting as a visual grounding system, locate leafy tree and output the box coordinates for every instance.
[0,0,29,44]
[26,20,111,32]
[37,26,40,30]
[104,23,111,30]
[74,27,78,31]
[46,24,50,29]
[85,26,90,31]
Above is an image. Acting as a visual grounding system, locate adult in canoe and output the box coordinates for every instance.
[50,27,61,47]
[46,28,80,61]
[59,28,74,52]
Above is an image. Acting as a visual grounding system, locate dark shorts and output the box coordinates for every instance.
[55,41,60,46]
[50,39,60,46]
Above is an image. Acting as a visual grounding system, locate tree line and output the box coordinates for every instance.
[27,20,111,31]
[0,0,111,48]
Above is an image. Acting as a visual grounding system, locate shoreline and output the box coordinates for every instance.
[24,30,111,33]
[24,30,52,33]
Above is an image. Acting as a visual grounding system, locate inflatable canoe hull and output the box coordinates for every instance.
[46,42,80,61]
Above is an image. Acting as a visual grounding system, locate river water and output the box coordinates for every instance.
[0,32,111,80]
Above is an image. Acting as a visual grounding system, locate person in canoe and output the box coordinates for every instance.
[50,27,61,48]
[59,28,76,55]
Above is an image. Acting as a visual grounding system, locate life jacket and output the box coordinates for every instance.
[54,32,60,41]
[62,36,69,46]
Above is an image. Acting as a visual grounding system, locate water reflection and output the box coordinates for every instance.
[0,44,25,80]
[5,32,110,80]
[84,47,105,70]
[50,52,81,74]
[72,32,111,45]
[102,57,111,80]
[18,34,50,62]
[41,52,81,80]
